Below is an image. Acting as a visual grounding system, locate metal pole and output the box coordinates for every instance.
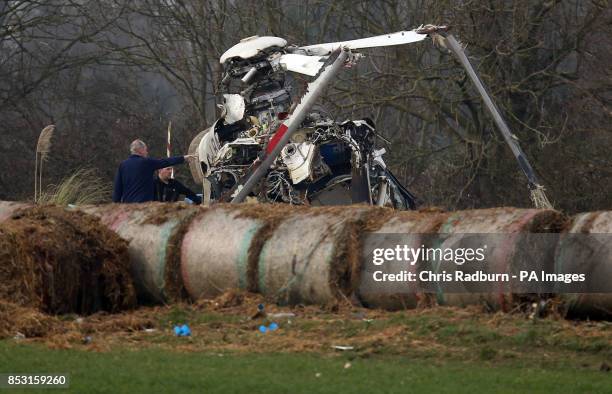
[230,49,349,203]
[443,35,552,208]
[376,177,388,206]
[167,121,174,178]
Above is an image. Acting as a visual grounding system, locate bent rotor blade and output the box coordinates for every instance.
[299,30,427,56]
[226,48,349,203]
[442,34,553,209]
[278,53,327,76]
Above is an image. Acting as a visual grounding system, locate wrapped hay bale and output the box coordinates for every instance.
[80,203,199,303]
[427,208,566,311]
[180,205,263,299]
[0,206,136,315]
[555,212,612,319]
[357,209,449,310]
[257,205,371,306]
[180,204,304,300]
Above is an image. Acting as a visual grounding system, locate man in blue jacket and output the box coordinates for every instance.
[113,139,195,203]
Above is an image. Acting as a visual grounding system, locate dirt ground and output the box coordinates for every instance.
[1,290,609,372]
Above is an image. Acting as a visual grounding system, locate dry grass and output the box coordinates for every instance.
[3,290,610,369]
[38,168,111,205]
[34,125,55,203]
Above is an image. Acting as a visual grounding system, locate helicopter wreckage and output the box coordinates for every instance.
[188,26,552,210]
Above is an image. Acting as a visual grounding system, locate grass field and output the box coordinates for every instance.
[0,292,610,393]
[1,343,611,394]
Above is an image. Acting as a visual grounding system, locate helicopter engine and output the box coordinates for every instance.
[193,35,417,209]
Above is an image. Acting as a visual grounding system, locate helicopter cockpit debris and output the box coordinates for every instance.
[189,25,551,209]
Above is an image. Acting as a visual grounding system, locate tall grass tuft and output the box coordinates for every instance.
[34,125,56,202]
[38,168,112,205]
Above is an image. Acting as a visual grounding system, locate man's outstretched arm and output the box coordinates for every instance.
[172,179,202,205]
[148,155,196,171]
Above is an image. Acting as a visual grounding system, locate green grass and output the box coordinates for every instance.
[0,342,610,394]
[374,309,611,358]
[1,304,610,393]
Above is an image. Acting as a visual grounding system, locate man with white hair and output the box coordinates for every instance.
[112,139,194,203]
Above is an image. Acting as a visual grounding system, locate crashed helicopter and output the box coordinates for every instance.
[188,25,552,210]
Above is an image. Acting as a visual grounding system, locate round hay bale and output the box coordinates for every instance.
[0,201,32,222]
[0,206,136,315]
[427,208,566,311]
[79,203,199,303]
[357,209,449,310]
[180,205,267,300]
[257,206,369,306]
[555,211,612,319]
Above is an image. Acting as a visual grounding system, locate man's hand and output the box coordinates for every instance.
[184,154,197,161]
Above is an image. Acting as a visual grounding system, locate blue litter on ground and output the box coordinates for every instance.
[258,323,280,333]
[174,324,191,337]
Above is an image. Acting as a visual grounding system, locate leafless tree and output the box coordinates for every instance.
[0,0,609,211]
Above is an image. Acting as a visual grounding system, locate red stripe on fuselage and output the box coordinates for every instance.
[266,123,289,154]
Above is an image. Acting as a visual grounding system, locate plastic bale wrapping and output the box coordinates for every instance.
[0,201,32,222]
[357,209,449,311]
[427,208,566,312]
[79,203,199,304]
[256,205,372,306]
[180,203,317,300]
[555,212,612,319]
[0,206,136,315]
[180,205,267,299]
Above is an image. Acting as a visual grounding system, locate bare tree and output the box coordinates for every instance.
[0,0,609,211]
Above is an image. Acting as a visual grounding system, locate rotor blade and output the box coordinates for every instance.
[226,48,349,203]
[299,30,426,56]
[350,166,371,204]
[279,54,327,76]
[443,35,545,188]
